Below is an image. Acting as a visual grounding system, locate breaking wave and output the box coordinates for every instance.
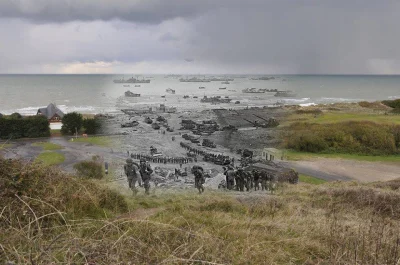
[319,97,364,103]
[280,98,311,104]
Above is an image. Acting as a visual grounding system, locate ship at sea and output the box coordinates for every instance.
[179,77,211,82]
[114,77,151,83]
[221,81,230,84]
[199,86,206,89]
[125,90,141,97]
[219,87,227,90]
[200,96,232,104]
[210,77,234,82]
[250,76,275,81]
[274,90,297,97]
[166,88,175,94]
[242,88,265,93]
[242,88,279,93]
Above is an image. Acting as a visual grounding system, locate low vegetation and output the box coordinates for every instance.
[286,149,400,162]
[71,136,111,147]
[285,112,400,126]
[299,174,326,184]
[382,99,400,110]
[74,156,104,179]
[35,151,65,165]
[284,121,400,155]
[31,142,63,150]
[2,157,400,264]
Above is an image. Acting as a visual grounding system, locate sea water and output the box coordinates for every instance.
[0,74,399,115]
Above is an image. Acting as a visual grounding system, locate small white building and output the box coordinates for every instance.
[262,148,285,161]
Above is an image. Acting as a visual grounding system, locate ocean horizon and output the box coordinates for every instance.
[0,74,399,115]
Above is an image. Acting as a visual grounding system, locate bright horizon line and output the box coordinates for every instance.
[1,73,400,76]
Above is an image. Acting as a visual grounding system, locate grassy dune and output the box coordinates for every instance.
[2,157,400,264]
[284,112,400,126]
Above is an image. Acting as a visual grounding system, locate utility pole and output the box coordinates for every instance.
[75,127,78,139]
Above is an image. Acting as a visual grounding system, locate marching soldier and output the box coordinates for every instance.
[236,168,245,192]
[124,158,140,195]
[260,170,267,191]
[224,165,236,190]
[253,170,260,191]
[139,158,153,195]
[193,166,205,194]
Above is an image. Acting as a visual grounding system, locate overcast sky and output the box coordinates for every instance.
[1,0,400,74]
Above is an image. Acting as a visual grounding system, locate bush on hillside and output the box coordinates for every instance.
[0,157,127,225]
[9,112,23,119]
[382,99,400,109]
[286,121,399,155]
[73,158,104,179]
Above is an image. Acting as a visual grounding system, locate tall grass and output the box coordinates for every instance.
[1,157,400,264]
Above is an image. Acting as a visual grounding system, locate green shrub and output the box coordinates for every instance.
[285,121,399,155]
[73,159,104,179]
[61,112,83,135]
[382,99,400,109]
[288,133,328,153]
[82,118,102,134]
[0,115,50,139]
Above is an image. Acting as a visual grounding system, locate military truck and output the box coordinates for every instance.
[156,116,167,122]
[145,117,153,124]
[152,123,160,130]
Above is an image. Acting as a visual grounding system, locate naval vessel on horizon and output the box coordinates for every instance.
[114,77,151,83]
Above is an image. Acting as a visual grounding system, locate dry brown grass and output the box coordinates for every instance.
[358,101,391,110]
[1,158,400,264]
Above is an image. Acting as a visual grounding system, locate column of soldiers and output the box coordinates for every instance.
[124,158,154,195]
[180,142,235,165]
[223,166,276,193]
[130,153,194,164]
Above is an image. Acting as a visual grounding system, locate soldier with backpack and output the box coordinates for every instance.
[193,165,205,194]
[139,158,153,195]
[124,158,140,195]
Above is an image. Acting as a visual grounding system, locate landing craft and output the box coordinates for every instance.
[166,88,175,94]
[125,91,140,97]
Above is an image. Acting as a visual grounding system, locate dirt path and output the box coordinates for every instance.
[287,158,400,182]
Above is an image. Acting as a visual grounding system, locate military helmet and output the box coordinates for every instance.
[140,158,146,162]
[126,158,133,164]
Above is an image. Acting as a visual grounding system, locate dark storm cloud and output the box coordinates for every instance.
[0,0,396,24]
[0,0,228,23]
[1,0,400,73]
[185,1,400,73]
